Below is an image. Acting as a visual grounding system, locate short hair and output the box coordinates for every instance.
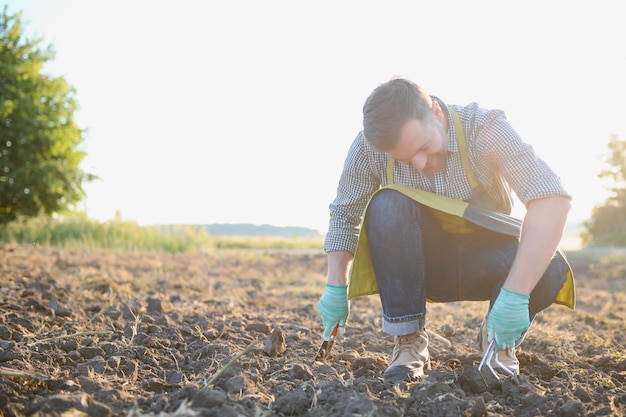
[362,77,433,150]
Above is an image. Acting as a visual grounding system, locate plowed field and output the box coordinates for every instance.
[1,244,625,416]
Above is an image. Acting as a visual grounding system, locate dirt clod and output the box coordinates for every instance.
[264,328,287,357]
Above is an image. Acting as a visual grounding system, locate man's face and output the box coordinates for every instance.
[387,115,448,175]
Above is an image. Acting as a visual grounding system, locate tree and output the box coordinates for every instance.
[0,6,94,226]
[582,134,626,246]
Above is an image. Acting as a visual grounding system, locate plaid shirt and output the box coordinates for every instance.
[324,98,571,254]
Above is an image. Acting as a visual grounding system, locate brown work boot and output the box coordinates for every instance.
[478,317,520,375]
[384,329,430,384]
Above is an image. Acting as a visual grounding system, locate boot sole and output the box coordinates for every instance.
[383,359,431,384]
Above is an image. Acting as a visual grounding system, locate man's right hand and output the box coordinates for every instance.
[317,284,349,340]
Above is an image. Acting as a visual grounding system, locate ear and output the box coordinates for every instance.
[431,100,444,123]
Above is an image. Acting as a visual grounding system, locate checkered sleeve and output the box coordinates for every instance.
[324,132,382,254]
[469,108,571,206]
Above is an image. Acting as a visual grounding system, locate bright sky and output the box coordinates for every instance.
[8,0,626,234]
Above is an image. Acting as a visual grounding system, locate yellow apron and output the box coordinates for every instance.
[347,109,576,309]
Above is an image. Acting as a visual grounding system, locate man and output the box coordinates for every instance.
[318,77,575,384]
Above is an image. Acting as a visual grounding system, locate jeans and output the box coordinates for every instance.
[365,189,568,336]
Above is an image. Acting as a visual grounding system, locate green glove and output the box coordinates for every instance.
[317,284,349,340]
[487,287,531,350]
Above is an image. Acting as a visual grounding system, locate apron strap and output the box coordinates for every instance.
[449,107,479,189]
[386,155,395,184]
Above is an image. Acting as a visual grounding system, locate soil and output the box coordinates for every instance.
[1,244,625,417]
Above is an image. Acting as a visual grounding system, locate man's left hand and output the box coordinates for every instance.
[487,287,531,350]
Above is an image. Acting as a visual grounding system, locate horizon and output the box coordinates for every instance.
[119,218,586,251]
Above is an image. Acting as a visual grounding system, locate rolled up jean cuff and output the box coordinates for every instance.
[382,313,426,336]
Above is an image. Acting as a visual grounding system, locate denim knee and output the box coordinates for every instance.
[529,253,569,316]
[366,189,419,225]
